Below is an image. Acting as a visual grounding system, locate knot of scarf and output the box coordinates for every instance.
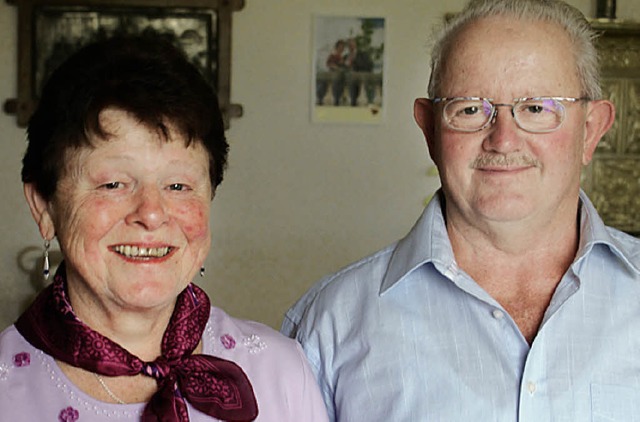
[15,264,258,422]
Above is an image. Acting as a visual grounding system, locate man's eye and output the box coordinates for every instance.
[463,106,479,115]
[450,104,482,117]
[526,105,544,114]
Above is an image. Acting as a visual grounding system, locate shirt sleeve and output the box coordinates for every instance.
[280,310,298,338]
[288,341,330,422]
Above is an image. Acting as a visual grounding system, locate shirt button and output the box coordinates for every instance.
[527,381,537,395]
[492,309,504,319]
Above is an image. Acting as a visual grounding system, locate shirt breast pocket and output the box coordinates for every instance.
[591,383,640,422]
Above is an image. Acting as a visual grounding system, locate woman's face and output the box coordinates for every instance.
[38,108,213,316]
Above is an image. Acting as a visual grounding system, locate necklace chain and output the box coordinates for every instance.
[93,373,127,405]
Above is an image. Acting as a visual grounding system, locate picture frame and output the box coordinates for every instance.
[3,0,244,128]
[312,14,386,124]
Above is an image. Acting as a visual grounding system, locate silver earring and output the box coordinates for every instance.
[43,239,50,280]
[200,266,205,277]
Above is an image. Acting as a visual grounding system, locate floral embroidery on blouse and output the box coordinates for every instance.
[0,363,9,381]
[58,406,79,422]
[13,352,30,367]
[220,334,236,349]
[243,334,267,354]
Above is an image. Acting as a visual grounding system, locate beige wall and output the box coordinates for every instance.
[1,0,638,330]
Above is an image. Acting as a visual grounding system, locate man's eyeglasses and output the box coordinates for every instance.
[431,97,590,133]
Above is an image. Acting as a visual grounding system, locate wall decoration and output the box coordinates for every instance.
[595,0,616,19]
[312,15,385,124]
[581,19,640,236]
[3,0,244,128]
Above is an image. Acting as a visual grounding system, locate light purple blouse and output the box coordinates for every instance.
[0,306,329,422]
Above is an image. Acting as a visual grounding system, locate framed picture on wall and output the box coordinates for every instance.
[3,0,244,128]
[312,15,386,124]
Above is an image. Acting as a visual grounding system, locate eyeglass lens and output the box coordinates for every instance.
[443,98,566,133]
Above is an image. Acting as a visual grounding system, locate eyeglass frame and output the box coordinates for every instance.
[430,96,591,133]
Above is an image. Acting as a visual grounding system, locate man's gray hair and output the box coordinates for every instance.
[427,0,602,100]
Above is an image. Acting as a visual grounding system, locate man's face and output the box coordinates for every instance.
[429,16,599,228]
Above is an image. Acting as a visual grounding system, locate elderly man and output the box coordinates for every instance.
[282,0,640,420]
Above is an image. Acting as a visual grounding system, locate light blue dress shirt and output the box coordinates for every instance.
[282,190,640,422]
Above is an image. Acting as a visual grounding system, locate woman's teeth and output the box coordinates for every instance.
[113,245,171,258]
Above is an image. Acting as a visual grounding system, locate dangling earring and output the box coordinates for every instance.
[200,266,205,277]
[43,239,50,280]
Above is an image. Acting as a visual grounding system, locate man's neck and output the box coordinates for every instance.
[445,206,581,344]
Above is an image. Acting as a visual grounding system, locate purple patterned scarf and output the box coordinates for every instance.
[15,264,258,422]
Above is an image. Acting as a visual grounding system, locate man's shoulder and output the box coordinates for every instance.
[304,243,396,299]
[282,243,397,335]
[319,243,396,290]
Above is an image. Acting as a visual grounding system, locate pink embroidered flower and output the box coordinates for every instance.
[220,334,236,349]
[59,406,79,422]
[13,352,30,367]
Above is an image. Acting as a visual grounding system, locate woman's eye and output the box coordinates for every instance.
[102,182,122,190]
[169,183,187,191]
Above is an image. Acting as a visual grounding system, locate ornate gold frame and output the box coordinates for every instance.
[582,20,640,236]
[3,0,244,128]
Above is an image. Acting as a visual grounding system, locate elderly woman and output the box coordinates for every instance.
[0,35,328,422]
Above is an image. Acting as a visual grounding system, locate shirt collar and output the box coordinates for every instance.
[575,190,640,275]
[380,189,640,295]
[380,190,453,294]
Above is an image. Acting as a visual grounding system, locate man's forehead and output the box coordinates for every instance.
[439,16,580,96]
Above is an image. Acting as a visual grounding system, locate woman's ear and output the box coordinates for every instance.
[582,99,615,165]
[23,183,56,240]
[414,98,437,162]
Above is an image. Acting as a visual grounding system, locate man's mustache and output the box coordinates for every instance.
[470,154,540,169]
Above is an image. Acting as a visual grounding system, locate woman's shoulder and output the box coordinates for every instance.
[205,306,302,358]
[204,307,328,422]
[0,324,31,359]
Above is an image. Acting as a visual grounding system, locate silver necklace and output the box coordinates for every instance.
[93,373,127,404]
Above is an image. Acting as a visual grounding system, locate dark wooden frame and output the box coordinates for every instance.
[3,0,244,128]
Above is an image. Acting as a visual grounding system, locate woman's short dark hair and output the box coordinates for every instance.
[22,34,228,201]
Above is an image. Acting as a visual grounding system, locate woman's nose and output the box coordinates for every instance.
[125,186,169,230]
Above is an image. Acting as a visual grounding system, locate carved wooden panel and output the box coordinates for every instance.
[582,21,640,235]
